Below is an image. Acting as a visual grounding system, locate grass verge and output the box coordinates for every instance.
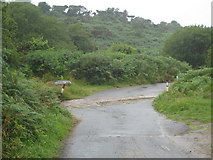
[55,79,139,100]
[154,95,211,124]
[153,68,211,128]
[14,107,73,158]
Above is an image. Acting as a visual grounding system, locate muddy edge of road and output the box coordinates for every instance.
[60,83,211,158]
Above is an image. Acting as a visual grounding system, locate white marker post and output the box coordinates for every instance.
[166,82,169,92]
[61,84,66,93]
[54,80,72,94]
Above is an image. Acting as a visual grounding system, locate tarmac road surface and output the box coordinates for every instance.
[59,83,205,158]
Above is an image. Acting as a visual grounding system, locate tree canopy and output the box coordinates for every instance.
[162,26,211,67]
[2,2,96,53]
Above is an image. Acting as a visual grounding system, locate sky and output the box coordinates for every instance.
[28,0,212,26]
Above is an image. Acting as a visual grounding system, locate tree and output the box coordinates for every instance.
[38,2,51,14]
[68,23,96,52]
[131,17,152,29]
[50,5,68,17]
[162,26,211,67]
[2,2,18,49]
[5,2,43,41]
[205,46,212,67]
[91,26,113,39]
[52,5,68,13]
[167,20,181,31]
[67,5,88,16]
[158,21,168,32]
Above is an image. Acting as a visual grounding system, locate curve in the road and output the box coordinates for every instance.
[59,83,203,158]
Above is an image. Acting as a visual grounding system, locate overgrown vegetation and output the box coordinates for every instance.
[153,68,212,124]
[2,65,72,158]
[74,51,190,84]
[25,49,190,85]
[2,1,211,158]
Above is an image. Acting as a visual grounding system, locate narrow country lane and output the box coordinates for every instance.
[59,83,210,158]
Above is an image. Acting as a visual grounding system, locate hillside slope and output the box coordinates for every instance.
[42,4,182,54]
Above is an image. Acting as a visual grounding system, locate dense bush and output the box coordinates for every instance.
[26,49,82,77]
[2,67,72,158]
[26,49,190,84]
[17,36,50,53]
[74,51,190,84]
[154,68,212,123]
[2,48,20,67]
[165,68,211,98]
[74,54,113,84]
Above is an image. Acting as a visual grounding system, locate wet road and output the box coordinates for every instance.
[60,83,193,158]
[87,83,166,99]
